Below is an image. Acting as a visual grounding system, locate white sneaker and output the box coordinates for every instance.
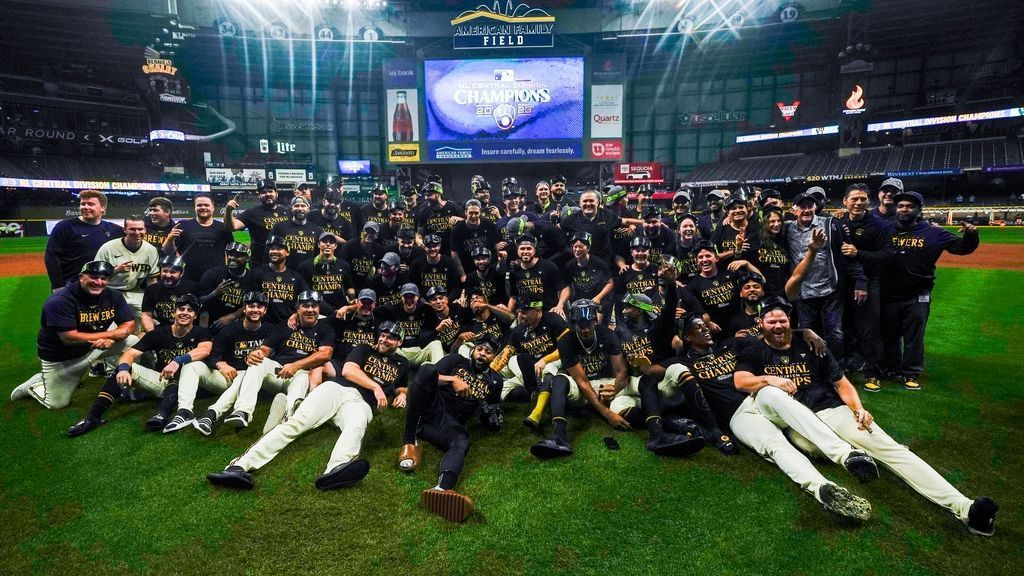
[263,393,288,434]
[10,374,42,401]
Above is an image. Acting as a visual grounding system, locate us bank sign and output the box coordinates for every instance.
[452,2,555,49]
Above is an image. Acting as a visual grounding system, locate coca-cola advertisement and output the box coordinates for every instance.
[386,89,419,143]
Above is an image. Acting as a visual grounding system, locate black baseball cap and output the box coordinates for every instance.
[630,236,652,249]
[894,190,925,207]
[318,231,338,244]
[475,333,502,353]
[757,296,793,317]
[257,178,277,191]
[158,256,185,271]
[423,234,442,247]
[425,286,447,300]
[516,297,544,310]
[551,175,567,184]
[570,231,592,246]
[176,294,201,313]
[378,320,405,340]
[296,290,322,305]
[266,235,289,249]
[243,291,269,305]
[80,260,114,277]
[471,247,492,258]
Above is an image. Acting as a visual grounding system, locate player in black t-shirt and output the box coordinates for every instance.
[424,286,470,353]
[399,335,504,523]
[454,288,514,358]
[224,179,290,267]
[493,298,568,402]
[208,321,408,491]
[416,182,461,254]
[413,235,463,300]
[727,272,766,339]
[381,283,445,368]
[169,193,234,283]
[365,252,411,311]
[507,234,564,313]
[297,232,356,309]
[68,294,212,437]
[684,241,763,333]
[462,248,506,307]
[145,196,177,258]
[308,189,356,246]
[270,196,324,270]
[328,288,381,364]
[450,200,500,274]
[142,256,198,331]
[198,242,251,331]
[243,235,311,325]
[340,222,386,290]
[735,299,999,534]
[562,232,614,322]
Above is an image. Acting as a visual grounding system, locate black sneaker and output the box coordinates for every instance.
[818,483,872,521]
[144,412,168,432]
[646,433,705,457]
[193,410,216,436]
[67,416,105,438]
[224,410,250,429]
[89,363,109,378]
[662,416,700,436]
[315,459,371,491]
[965,497,998,536]
[844,451,880,484]
[163,409,195,434]
[706,431,740,455]
[207,466,254,490]
[530,437,574,459]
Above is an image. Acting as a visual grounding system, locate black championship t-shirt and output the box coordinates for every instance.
[144,220,176,257]
[243,266,310,325]
[429,303,470,350]
[460,312,512,349]
[271,220,324,270]
[263,320,335,365]
[339,344,411,412]
[37,283,135,362]
[682,345,748,429]
[379,302,433,348]
[557,325,622,380]
[209,319,276,371]
[685,271,739,329]
[565,256,612,301]
[615,263,662,306]
[330,313,378,360]
[735,337,845,413]
[297,258,354,309]
[198,266,248,322]
[142,279,199,326]
[433,353,503,424]
[174,219,234,282]
[416,202,462,253]
[307,211,355,244]
[412,256,461,297]
[510,312,568,361]
[463,268,507,306]
[509,259,563,310]
[340,240,385,289]
[450,220,499,272]
[239,204,289,264]
[133,324,212,381]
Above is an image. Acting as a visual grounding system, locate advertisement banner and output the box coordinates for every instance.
[0,127,147,145]
[0,177,208,192]
[267,167,313,183]
[592,54,626,85]
[205,167,266,185]
[426,141,581,163]
[614,162,664,184]
[0,221,25,238]
[386,89,420,143]
[450,2,555,50]
[679,111,748,127]
[591,84,623,138]
[383,59,421,165]
[590,140,623,160]
[388,144,421,163]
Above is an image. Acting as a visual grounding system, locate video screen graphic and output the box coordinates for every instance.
[424,57,584,143]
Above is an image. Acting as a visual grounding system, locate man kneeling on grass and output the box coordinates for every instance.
[398,334,504,522]
[68,294,211,436]
[207,321,410,491]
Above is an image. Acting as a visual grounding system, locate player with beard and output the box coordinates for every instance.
[243,235,312,325]
[271,196,324,270]
[752,206,790,298]
[870,178,902,224]
[394,228,426,272]
[710,191,760,266]
[881,191,978,391]
[180,292,275,435]
[684,242,762,334]
[561,232,614,323]
[727,272,767,339]
[68,294,212,436]
[463,247,507,307]
[672,214,702,283]
[735,299,998,534]
[663,188,694,231]
[676,309,876,521]
[340,222,386,290]
[450,200,499,274]
[558,189,625,258]
[142,256,198,332]
[494,186,538,249]
[530,300,673,459]
[837,184,893,392]
[416,182,460,254]
[613,236,663,320]
[380,283,444,367]
[168,193,234,283]
[424,286,470,354]
[526,179,554,217]
[360,183,391,226]
[197,242,251,331]
[144,197,176,257]
[297,232,356,309]
[697,189,728,239]
[324,177,364,231]
[208,321,408,492]
[455,288,514,358]
[401,184,424,226]
[224,179,289,267]
[329,288,381,364]
[413,235,463,300]
[491,298,567,404]
[378,206,407,247]
[398,335,504,522]
[308,188,355,245]
[367,252,410,311]
[507,235,564,314]
[468,179,501,222]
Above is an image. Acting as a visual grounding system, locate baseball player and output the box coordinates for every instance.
[11,261,138,410]
[144,197,176,258]
[94,215,160,327]
[416,182,461,254]
[67,294,212,436]
[223,178,289,267]
[167,193,234,283]
[270,196,324,269]
[308,188,356,246]
[398,335,504,522]
[206,321,409,491]
[454,288,514,358]
[44,189,124,292]
[244,235,311,325]
[167,291,275,435]
[735,298,998,534]
[492,298,568,402]
[296,232,356,309]
[197,242,252,331]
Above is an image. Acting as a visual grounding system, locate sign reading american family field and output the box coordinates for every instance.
[452,2,555,50]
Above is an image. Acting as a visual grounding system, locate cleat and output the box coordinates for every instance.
[224,410,250,429]
[863,378,882,392]
[398,443,420,472]
[207,466,253,490]
[315,459,371,490]
[193,410,216,436]
[530,437,573,459]
[163,409,195,434]
[421,488,474,522]
[662,416,700,436]
[819,483,872,521]
[646,433,705,457]
[67,416,105,438]
[144,412,168,432]
[708,432,739,455]
[522,415,542,433]
[903,378,921,391]
[89,363,109,378]
[11,374,42,401]
[965,497,998,536]
[844,451,880,484]
[263,393,288,434]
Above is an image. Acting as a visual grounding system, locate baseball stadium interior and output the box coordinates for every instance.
[1,0,1022,574]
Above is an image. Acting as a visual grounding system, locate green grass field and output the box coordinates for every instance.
[0,236,1021,576]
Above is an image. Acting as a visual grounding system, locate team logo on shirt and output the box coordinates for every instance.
[780,356,789,364]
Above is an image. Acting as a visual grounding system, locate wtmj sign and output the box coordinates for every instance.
[452,2,555,50]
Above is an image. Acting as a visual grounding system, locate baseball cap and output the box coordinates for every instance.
[421,182,443,195]
[475,333,502,353]
[630,235,652,249]
[880,177,904,192]
[759,188,782,206]
[471,247,492,258]
[371,183,388,193]
[673,189,692,203]
[505,217,526,238]
[677,213,699,226]
[516,297,544,310]
[225,242,251,256]
[362,221,380,234]
[642,205,662,221]
[475,180,492,192]
[357,288,377,303]
[243,291,269,305]
[806,186,827,200]
[423,234,442,247]
[379,252,401,268]
[893,190,925,207]
[603,185,626,205]
[425,286,447,300]
[324,189,344,202]
[388,205,405,215]
[735,271,766,293]
[517,233,537,246]
[265,234,289,249]
[570,231,592,246]
[396,228,416,241]
[694,240,717,256]
[622,293,657,319]
[256,178,277,191]
[158,256,186,270]
[707,189,730,201]
[793,191,818,206]
[400,283,419,297]
[175,294,201,312]
[400,184,418,197]
[725,190,748,208]
[318,231,338,244]
[757,296,793,317]
[377,320,405,340]
[551,175,567,184]
[80,260,114,277]
[296,290,322,305]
